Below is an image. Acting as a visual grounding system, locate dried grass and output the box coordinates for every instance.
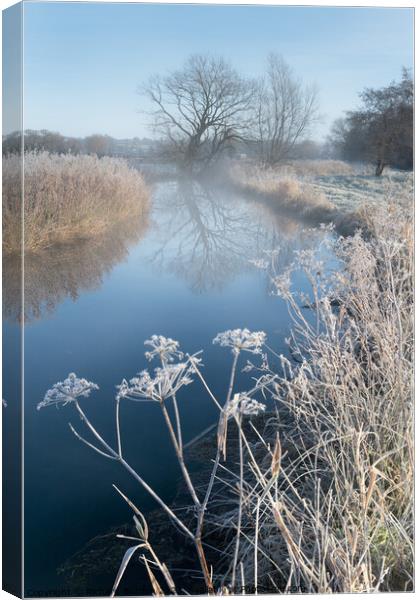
[2,152,150,253]
[277,159,357,178]
[210,195,413,593]
[229,162,335,220]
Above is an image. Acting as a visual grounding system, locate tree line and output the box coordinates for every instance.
[2,130,160,158]
[3,56,412,176]
[142,54,412,174]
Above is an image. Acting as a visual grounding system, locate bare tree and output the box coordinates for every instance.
[252,54,318,166]
[142,55,255,168]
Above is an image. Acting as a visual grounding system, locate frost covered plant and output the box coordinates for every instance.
[117,358,201,403]
[39,330,274,595]
[37,372,98,410]
[213,328,266,355]
[272,270,292,298]
[227,393,266,417]
[144,334,184,363]
[38,351,215,593]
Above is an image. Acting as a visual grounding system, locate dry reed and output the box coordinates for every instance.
[229,162,335,220]
[2,152,149,253]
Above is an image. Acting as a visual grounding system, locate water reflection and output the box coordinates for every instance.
[3,178,327,323]
[20,177,332,597]
[3,216,149,322]
[149,179,319,292]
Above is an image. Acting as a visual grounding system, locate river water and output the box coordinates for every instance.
[3,178,331,596]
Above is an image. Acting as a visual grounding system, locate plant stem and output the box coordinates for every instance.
[231,414,244,590]
[74,401,194,540]
[116,396,122,457]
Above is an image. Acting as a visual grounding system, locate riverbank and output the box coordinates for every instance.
[225,160,413,237]
[205,190,414,593]
[2,152,150,253]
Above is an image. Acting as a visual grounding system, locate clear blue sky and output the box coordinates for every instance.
[19,2,413,141]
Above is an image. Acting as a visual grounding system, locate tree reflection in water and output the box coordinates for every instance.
[3,178,328,323]
[148,178,323,293]
[3,216,149,323]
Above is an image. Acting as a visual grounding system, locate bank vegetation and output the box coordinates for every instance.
[2,152,149,253]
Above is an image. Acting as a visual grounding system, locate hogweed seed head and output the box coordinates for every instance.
[213,329,266,355]
[38,373,99,410]
[117,356,202,403]
[272,271,292,298]
[144,335,184,363]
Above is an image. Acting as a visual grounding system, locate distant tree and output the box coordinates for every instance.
[329,69,413,175]
[142,54,255,168]
[84,134,113,157]
[36,130,67,153]
[3,130,84,155]
[251,54,318,166]
[2,131,21,155]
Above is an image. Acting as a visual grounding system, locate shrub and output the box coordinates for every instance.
[2,152,149,253]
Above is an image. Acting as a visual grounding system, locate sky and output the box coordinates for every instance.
[11,2,415,141]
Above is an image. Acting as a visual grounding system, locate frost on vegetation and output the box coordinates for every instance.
[144,334,184,363]
[213,328,267,355]
[3,151,149,253]
[116,357,202,403]
[38,373,99,410]
[227,393,266,417]
[37,181,413,594]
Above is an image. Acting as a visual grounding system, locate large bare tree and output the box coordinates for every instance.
[252,54,318,166]
[142,55,255,168]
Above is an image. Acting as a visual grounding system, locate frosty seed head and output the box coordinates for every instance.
[144,335,184,363]
[213,328,266,355]
[38,373,99,410]
[116,356,202,403]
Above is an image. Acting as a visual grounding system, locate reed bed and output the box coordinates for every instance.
[2,152,149,253]
[38,188,413,594]
[229,162,336,221]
